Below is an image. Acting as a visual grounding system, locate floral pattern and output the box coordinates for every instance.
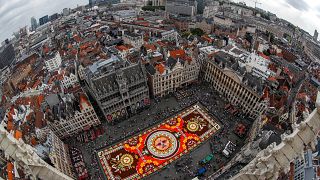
[98,105,220,180]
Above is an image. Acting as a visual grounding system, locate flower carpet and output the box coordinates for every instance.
[97,104,221,180]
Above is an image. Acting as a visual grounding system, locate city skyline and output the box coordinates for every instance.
[0,0,87,42]
[1,0,320,42]
[234,0,320,37]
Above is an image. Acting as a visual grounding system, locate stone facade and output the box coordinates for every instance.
[36,128,75,179]
[45,93,100,139]
[45,52,62,72]
[61,71,79,89]
[122,33,143,50]
[85,59,150,122]
[203,51,267,119]
[146,56,200,98]
[0,125,73,180]
[232,108,320,180]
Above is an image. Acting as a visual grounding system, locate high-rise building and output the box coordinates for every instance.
[39,15,49,26]
[151,0,166,6]
[50,13,59,21]
[166,0,198,16]
[196,0,204,14]
[0,42,15,70]
[63,8,70,16]
[30,17,38,31]
[89,0,120,7]
[314,29,318,41]
[89,0,95,7]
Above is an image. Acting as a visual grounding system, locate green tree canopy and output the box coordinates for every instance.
[142,6,165,11]
[190,28,205,36]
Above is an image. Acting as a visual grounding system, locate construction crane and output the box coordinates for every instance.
[251,0,262,8]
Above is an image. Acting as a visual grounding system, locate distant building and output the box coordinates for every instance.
[63,8,70,16]
[44,52,62,72]
[39,15,49,26]
[170,16,191,31]
[50,13,59,21]
[89,0,120,7]
[196,0,204,14]
[314,30,318,41]
[239,53,276,80]
[203,4,220,18]
[122,32,143,49]
[113,9,137,22]
[0,42,15,70]
[161,29,178,41]
[151,0,166,6]
[166,0,198,16]
[30,17,38,31]
[85,56,150,122]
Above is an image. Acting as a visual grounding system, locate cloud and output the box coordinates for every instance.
[285,0,309,11]
[233,0,320,35]
[0,0,87,42]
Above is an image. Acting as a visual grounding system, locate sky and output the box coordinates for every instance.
[0,0,320,42]
[0,0,87,42]
[233,0,320,36]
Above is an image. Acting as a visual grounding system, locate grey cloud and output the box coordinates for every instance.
[0,0,29,18]
[285,0,309,11]
[317,5,320,12]
[0,0,87,42]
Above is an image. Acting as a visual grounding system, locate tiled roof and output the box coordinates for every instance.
[169,49,186,59]
[14,130,22,140]
[115,45,129,51]
[155,63,165,74]
[79,93,91,110]
[144,44,156,51]
[258,52,271,60]
[268,76,277,82]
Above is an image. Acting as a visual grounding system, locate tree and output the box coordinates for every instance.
[244,32,253,43]
[283,33,292,43]
[182,31,191,38]
[263,50,270,56]
[266,31,275,43]
[191,28,205,36]
[142,6,165,12]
